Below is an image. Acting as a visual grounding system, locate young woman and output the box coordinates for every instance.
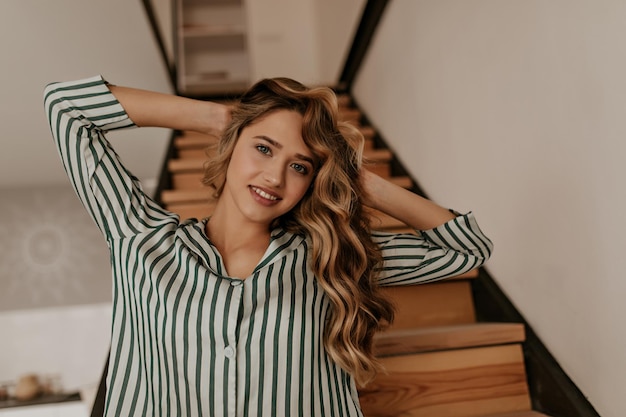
[44,76,492,417]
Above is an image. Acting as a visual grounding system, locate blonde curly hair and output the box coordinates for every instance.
[202,78,394,386]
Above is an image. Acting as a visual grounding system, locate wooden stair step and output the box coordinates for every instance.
[381,281,476,329]
[177,148,217,159]
[339,107,361,123]
[337,94,351,108]
[168,158,207,173]
[359,344,531,417]
[360,125,376,142]
[170,172,206,189]
[174,131,219,148]
[363,148,393,162]
[161,189,212,205]
[165,202,215,221]
[374,323,525,357]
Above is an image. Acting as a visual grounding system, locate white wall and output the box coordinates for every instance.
[353,1,626,416]
[246,0,365,86]
[246,0,321,84]
[0,0,172,189]
[313,0,367,85]
[151,0,175,68]
[0,304,111,395]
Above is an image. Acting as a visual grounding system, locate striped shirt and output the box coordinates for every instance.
[44,76,493,417]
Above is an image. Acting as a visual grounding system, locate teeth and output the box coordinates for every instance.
[253,187,278,201]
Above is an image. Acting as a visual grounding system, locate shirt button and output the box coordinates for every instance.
[230,280,242,287]
[224,346,235,358]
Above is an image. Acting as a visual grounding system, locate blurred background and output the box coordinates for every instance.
[1,1,625,416]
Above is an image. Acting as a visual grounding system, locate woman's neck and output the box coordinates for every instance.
[204,202,272,278]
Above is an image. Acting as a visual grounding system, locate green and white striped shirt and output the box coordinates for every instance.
[44,76,492,417]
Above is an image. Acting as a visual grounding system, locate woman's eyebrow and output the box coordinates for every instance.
[254,135,315,165]
[254,135,282,148]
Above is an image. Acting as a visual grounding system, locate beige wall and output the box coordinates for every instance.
[0,187,112,311]
[246,0,365,86]
[0,0,172,189]
[353,1,626,416]
[151,0,175,68]
[0,304,111,395]
[314,0,367,84]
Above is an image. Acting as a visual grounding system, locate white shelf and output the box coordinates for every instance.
[0,401,88,417]
[176,0,250,95]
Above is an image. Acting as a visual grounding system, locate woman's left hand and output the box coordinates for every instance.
[359,168,386,211]
[359,168,456,231]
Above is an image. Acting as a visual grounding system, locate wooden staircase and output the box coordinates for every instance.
[157,96,552,417]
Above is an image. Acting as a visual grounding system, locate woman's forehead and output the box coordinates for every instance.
[242,110,314,156]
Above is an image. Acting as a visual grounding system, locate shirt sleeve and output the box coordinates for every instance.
[43,75,173,240]
[373,212,493,286]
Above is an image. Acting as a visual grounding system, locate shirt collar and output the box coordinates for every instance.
[178,218,305,277]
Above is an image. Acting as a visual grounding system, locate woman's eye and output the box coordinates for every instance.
[256,145,270,155]
[291,163,309,175]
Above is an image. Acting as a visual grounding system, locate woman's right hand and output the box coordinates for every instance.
[205,102,231,138]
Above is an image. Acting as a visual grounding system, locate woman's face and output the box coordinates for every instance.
[220,109,316,228]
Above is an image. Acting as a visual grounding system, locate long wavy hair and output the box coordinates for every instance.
[202,78,395,386]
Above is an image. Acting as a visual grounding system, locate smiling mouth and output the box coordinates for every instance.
[251,186,281,201]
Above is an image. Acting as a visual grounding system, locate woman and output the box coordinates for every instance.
[44,75,492,417]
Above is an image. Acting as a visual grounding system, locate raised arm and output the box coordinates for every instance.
[107,85,230,136]
[44,75,230,239]
[360,168,456,230]
[361,169,493,285]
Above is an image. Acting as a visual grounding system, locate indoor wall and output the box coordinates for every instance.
[353,1,626,416]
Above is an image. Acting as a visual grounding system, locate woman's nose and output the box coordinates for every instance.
[263,164,285,187]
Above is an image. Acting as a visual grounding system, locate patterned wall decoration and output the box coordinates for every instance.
[0,186,112,311]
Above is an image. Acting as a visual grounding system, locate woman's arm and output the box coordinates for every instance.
[360,169,456,230]
[45,75,178,239]
[360,169,493,285]
[108,85,230,136]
